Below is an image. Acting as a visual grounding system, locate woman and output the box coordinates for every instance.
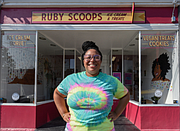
[151,53,171,104]
[54,41,130,131]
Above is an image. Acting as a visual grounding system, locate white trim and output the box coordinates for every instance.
[1,24,179,31]
[0,103,35,106]
[139,31,141,104]
[0,100,53,106]
[139,104,180,107]
[34,31,38,105]
[177,30,179,104]
[129,100,139,105]
[129,100,180,107]
[37,100,54,105]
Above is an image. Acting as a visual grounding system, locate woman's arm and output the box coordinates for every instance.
[108,92,130,122]
[53,88,71,123]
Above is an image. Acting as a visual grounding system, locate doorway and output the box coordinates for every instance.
[37,30,139,102]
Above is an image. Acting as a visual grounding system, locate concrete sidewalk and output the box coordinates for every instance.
[35,115,140,131]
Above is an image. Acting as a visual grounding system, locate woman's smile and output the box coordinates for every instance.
[84,49,102,77]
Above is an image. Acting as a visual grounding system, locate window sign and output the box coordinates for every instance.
[0,31,36,103]
[141,31,178,104]
[113,72,121,82]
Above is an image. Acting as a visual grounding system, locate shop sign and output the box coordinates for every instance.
[32,11,145,23]
[142,34,176,48]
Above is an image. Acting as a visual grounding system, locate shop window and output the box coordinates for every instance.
[65,50,74,78]
[112,50,122,82]
[112,43,139,102]
[37,33,63,102]
[141,31,178,104]
[123,33,139,102]
[0,31,36,103]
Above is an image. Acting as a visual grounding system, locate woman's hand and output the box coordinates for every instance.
[53,88,70,123]
[107,111,119,122]
[108,92,130,122]
[62,112,71,123]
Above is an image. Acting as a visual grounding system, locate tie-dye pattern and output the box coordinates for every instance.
[57,71,128,131]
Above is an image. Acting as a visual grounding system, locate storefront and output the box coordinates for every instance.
[0,0,179,131]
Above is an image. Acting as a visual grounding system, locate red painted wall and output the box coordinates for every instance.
[0,105,36,129]
[141,106,179,130]
[125,102,180,130]
[0,102,60,129]
[1,7,178,24]
[0,101,122,129]
[36,102,60,128]
[125,102,141,129]
[1,101,179,130]
[111,99,119,111]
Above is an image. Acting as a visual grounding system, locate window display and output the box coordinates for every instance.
[141,31,178,104]
[0,31,36,103]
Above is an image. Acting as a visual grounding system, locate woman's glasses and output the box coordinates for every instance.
[84,54,101,61]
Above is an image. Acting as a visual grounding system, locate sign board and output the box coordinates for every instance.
[141,34,176,49]
[32,11,145,23]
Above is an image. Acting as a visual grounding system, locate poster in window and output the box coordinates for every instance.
[125,73,132,85]
[113,72,121,81]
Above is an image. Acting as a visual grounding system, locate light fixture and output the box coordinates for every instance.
[135,37,139,40]
[135,37,142,40]
[129,44,135,46]
[50,44,56,46]
[39,36,46,40]
[112,56,116,61]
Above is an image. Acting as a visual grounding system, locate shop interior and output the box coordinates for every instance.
[37,30,139,102]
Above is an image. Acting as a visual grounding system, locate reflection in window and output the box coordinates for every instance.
[0,31,36,103]
[123,33,139,102]
[141,31,178,104]
[37,33,63,102]
[65,50,74,78]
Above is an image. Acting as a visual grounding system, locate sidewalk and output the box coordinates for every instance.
[35,115,140,131]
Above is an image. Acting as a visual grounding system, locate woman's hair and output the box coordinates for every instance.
[152,53,171,80]
[81,41,102,67]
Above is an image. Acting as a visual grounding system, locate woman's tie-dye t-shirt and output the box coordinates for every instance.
[57,71,128,131]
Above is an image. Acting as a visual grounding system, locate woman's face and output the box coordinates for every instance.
[83,49,102,77]
[154,64,162,79]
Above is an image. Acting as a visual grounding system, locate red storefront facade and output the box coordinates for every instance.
[0,1,179,131]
